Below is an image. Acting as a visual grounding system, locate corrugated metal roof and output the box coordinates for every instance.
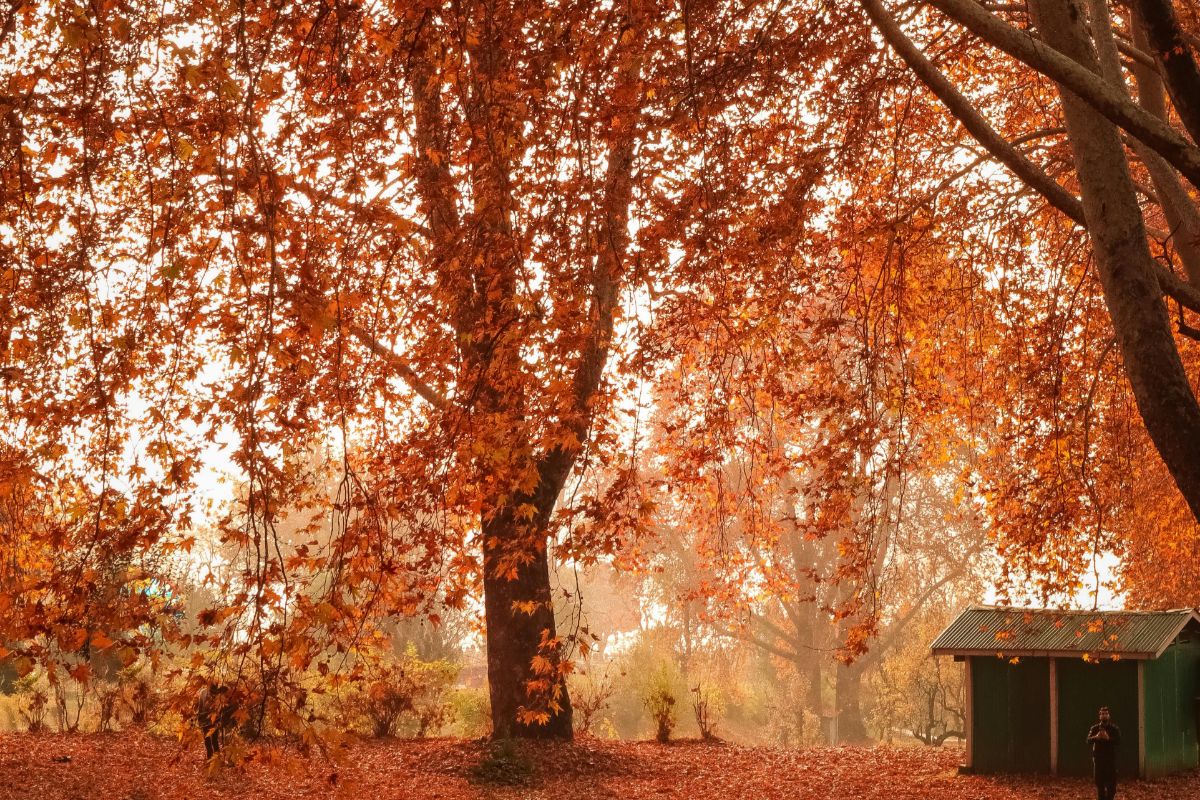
[930,606,1200,659]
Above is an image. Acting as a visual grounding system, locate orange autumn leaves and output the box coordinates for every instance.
[3,733,1200,800]
[4,0,1200,741]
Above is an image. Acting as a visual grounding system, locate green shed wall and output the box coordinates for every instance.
[1143,637,1200,777]
[970,656,1051,773]
[1055,658,1139,778]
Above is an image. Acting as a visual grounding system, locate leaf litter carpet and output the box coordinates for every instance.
[2,733,1198,799]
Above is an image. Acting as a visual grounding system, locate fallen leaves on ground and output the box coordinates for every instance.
[1,733,1197,800]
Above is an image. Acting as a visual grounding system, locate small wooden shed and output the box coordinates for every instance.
[931,606,1200,778]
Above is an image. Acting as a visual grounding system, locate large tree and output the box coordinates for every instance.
[0,0,836,738]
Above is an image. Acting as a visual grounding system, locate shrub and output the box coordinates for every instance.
[402,647,458,737]
[446,687,491,738]
[571,668,616,736]
[690,681,723,741]
[363,669,415,738]
[49,667,87,733]
[642,665,677,743]
[766,672,825,747]
[121,668,158,728]
[348,645,459,738]
[15,676,48,733]
[96,681,122,732]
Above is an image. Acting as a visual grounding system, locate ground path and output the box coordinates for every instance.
[1,733,1197,799]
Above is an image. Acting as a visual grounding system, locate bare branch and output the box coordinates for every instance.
[1176,316,1200,342]
[1115,34,1157,70]
[1151,260,1200,314]
[346,324,449,411]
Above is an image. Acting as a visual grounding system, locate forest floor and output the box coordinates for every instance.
[2,732,1199,800]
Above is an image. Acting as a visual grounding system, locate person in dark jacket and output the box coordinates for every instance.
[1087,706,1122,800]
[197,682,235,760]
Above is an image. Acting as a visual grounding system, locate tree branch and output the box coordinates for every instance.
[534,20,644,519]
[1028,0,1200,523]
[863,0,1200,315]
[1132,0,1200,146]
[1151,259,1200,313]
[861,0,1087,223]
[884,128,1068,226]
[408,11,472,336]
[1115,33,1157,70]
[924,0,1200,188]
[853,564,966,669]
[751,607,808,652]
[712,623,804,663]
[1105,4,1200,285]
[346,324,449,410]
[278,280,451,410]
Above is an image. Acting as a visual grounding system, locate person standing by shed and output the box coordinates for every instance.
[1087,706,1122,800]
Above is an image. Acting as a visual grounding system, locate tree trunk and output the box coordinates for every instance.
[801,599,825,736]
[835,660,871,744]
[482,508,574,739]
[1028,0,1200,522]
[1131,0,1200,146]
[805,647,824,727]
[406,4,637,741]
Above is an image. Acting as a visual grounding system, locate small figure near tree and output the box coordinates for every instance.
[1087,706,1122,800]
[196,682,236,761]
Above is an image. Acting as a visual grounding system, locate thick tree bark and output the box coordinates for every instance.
[1090,0,1200,284]
[806,652,824,735]
[482,509,574,739]
[1028,0,1200,520]
[1131,0,1200,146]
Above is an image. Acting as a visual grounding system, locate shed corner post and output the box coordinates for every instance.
[1049,657,1058,775]
[965,656,974,770]
[1137,659,1146,779]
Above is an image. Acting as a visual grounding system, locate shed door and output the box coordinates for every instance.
[970,656,1051,773]
[1055,658,1139,778]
